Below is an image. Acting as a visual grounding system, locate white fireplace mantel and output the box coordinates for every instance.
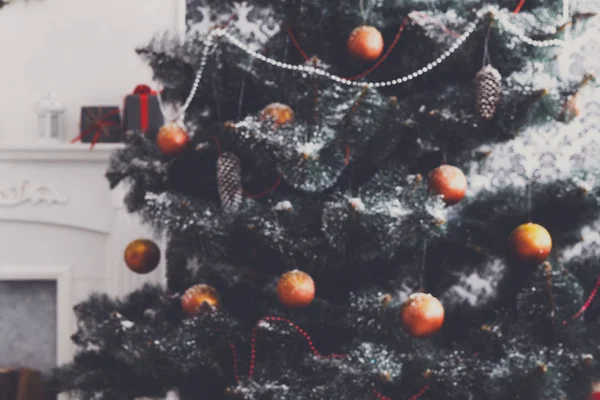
[0,142,123,162]
[0,142,166,371]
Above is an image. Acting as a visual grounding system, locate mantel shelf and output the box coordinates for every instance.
[0,142,125,162]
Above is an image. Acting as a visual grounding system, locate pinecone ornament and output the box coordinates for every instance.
[475,65,502,120]
[217,152,243,212]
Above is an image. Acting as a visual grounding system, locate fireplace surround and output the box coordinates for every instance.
[0,266,69,371]
[0,142,166,399]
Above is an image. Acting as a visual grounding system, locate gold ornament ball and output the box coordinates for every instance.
[276,270,315,309]
[260,103,294,126]
[156,123,190,156]
[509,223,552,264]
[181,284,221,317]
[428,165,468,205]
[347,26,384,62]
[400,293,445,338]
[124,239,161,274]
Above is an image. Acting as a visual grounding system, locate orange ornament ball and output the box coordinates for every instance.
[276,270,315,309]
[260,103,294,126]
[124,239,161,274]
[156,123,190,156]
[400,293,445,338]
[509,223,552,264]
[181,284,221,317]
[428,165,468,205]
[347,25,384,62]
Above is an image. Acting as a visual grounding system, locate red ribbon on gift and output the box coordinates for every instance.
[71,108,120,150]
[132,84,157,133]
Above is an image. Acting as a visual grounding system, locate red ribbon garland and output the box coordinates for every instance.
[227,316,429,400]
[71,108,120,150]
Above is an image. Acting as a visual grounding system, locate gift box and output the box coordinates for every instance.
[123,84,164,138]
[73,106,122,149]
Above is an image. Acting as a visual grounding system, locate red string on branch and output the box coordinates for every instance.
[229,342,241,382]
[248,325,260,377]
[513,0,527,14]
[562,275,600,325]
[408,385,430,400]
[288,27,310,61]
[372,385,430,400]
[373,390,393,400]
[249,316,345,377]
[244,175,283,199]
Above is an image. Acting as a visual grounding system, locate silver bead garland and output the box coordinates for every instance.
[163,5,567,122]
[495,13,565,48]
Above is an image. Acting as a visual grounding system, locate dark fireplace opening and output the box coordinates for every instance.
[0,280,57,400]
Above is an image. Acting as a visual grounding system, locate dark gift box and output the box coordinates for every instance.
[73,106,122,149]
[123,84,164,138]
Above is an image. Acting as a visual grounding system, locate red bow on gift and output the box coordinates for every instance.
[71,108,120,151]
[133,84,153,95]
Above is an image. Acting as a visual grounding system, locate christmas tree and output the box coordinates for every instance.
[55,0,600,399]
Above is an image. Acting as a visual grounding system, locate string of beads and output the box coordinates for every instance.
[495,12,566,47]
[168,5,566,120]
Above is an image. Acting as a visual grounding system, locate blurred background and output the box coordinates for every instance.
[0,1,188,397]
[0,0,183,143]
